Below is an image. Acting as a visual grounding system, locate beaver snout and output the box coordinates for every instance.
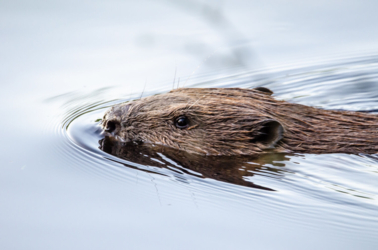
[102,119,122,138]
[104,120,118,133]
[101,103,131,135]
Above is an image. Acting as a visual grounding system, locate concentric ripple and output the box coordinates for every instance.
[50,55,378,237]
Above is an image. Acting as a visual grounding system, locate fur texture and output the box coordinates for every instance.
[102,88,378,156]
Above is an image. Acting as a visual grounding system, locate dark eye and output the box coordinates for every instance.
[175,116,190,129]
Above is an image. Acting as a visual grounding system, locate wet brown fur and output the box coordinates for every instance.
[102,88,378,156]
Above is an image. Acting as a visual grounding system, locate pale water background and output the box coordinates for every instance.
[1,1,378,249]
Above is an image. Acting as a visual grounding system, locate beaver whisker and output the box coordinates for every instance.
[183,52,214,88]
[172,65,177,90]
[138,80,147,100]
[186,94,209,112]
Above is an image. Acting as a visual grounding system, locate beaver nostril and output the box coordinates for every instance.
[105,121,117,133]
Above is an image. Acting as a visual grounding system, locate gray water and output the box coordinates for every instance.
[1,1,378,249]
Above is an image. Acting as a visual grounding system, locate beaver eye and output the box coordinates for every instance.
[175,116,190,129]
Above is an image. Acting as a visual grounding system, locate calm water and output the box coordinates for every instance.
[1,1,378,249]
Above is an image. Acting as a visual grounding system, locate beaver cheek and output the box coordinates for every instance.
[119,126,135,143]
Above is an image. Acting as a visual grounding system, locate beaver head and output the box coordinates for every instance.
[102,88,378,156]
[102,88,288,156]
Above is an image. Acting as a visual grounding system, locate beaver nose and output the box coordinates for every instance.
[105,120,117,133]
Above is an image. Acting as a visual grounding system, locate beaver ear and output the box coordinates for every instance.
[251,120,283,148]
[253,87,273,96]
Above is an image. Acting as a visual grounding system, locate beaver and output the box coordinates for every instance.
[101,87,378,156]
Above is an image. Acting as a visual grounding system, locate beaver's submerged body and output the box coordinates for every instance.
[102,88,378,156]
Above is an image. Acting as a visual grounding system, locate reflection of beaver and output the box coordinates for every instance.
[99,136,289,190]
[102,88,378,156]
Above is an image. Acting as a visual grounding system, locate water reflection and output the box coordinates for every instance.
[99,136,290,191]
[165,0,258,69]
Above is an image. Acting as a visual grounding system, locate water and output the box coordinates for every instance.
[1,1,378,249]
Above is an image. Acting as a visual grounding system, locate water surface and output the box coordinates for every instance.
[1,1,378,249]
[66,55,378,249]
